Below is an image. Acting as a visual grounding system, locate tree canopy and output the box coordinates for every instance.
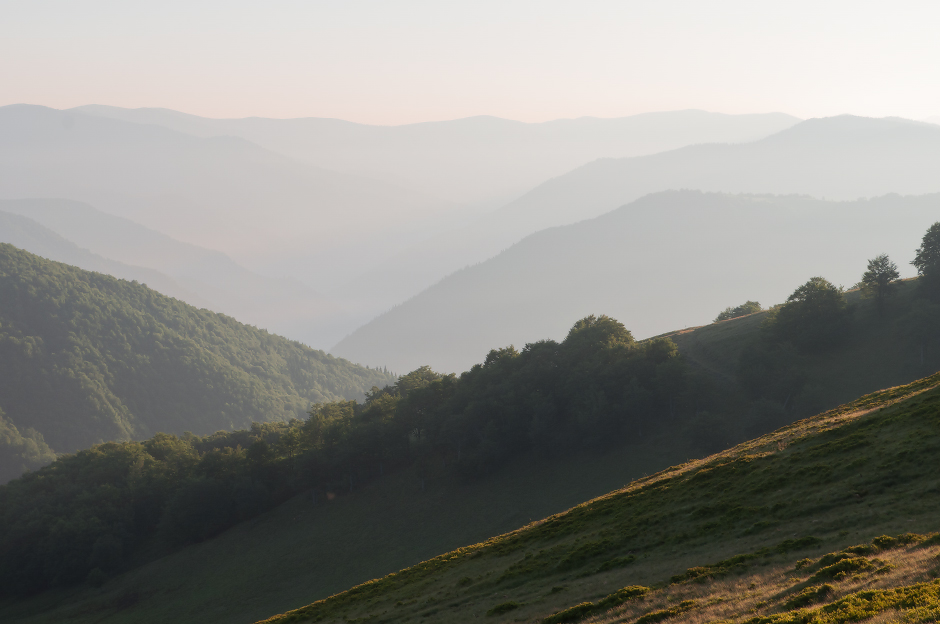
[715,301,762,322]
[769,277,849,351]
[860,254,900,316]
[912,222,940,298]
[0,314,715,597]
[0,244,395,468]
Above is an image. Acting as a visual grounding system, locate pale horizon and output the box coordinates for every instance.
[4,0,940,125]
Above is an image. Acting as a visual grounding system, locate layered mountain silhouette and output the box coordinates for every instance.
[0,104,465,301]
[72,105,800,209]
[0,208,205,307]
[333,116,940,326]
[0,244,394,458]
[2,105,804,331]
[0,198,351,348]
[333,191,940,373]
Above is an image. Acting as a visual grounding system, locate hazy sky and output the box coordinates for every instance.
[3,0,939,124]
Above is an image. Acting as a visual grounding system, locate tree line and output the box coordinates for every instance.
[734,221,940,419]
[0,314,716,596]
[0,243,395,481]
[6,222,940,598]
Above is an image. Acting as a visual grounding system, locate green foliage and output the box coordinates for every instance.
[0,408,56,484]
[770,277,850,351]
[670,537,822,584]
[0,415,395,597]
[65,370,940,624]
[596,554,636,572]
[486,601,521,616]
[634,600,696,624]
[860,254,900,316]
[783,584,833,610]
[716,301,762,322]
[542,586,648,623]
[913,221,940,298]
[809,557,876,582]
[0,312,701,598]
[0,244,394,465]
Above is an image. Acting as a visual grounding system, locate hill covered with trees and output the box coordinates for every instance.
[257,372,940,624]
[0,313,698,597]
[0,244,394,482]
[5,223,940,622]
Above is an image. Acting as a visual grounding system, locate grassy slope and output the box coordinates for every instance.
[0,439,695,624]
[255,371,940,624]
[5,281,939,624]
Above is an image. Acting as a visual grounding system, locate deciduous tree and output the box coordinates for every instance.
[860,254,900,317]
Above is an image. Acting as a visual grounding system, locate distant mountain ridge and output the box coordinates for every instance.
[0,104,466,300]
[0,244,394,467]
[493,115,940,233]
[72,105,801,209]
[1,104,805,337]
[0,208,206,307]
[328,115,940,318]
[0,198,351,348]
[333,191,940,373]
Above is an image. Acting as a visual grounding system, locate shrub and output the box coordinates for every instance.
[783,584,833,609]
[809,557,875,582]
[716,301,762,322]
[487,601,521,616]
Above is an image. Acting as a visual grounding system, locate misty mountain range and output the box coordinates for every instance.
[0,104,803,348]
[333,191,940,373]
[0,199,350,347]
[4,105,940,367]
[72,105,800,210]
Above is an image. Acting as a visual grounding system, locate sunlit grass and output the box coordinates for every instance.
[257,371,940,623]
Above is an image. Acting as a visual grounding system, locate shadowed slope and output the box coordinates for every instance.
[256,373,940,623]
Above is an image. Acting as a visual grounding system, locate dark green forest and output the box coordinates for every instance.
[0,314,704,597]
[0,244,394,481]
[4,225,940,603]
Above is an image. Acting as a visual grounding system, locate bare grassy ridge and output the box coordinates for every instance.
[257,372,940,623]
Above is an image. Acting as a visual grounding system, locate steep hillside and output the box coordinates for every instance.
[73,105,799,209]
[255,372,940,624]
[6,284,940,623]
[0,244,394,461]
[0,198,349,348]
[333,191,940,373]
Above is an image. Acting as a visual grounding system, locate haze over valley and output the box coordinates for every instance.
[6,3,940,624]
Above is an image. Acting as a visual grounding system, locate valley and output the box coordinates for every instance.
[4,18,940,623]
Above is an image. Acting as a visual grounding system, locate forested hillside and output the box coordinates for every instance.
[258,372,940,624]
[0,244,394,481]
[5,232,940,622]
[0,313,699,598]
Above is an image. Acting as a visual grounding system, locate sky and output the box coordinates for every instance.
[3,0,939,125]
